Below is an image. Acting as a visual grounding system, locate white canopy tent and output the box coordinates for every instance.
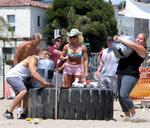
[120,0,150,49]
[124,0,150,19]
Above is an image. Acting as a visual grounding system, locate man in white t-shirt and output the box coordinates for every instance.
[96,36,119,95]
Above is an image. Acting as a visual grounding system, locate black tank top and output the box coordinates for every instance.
[117,51,145,78]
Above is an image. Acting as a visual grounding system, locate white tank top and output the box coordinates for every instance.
[6,63,31,80]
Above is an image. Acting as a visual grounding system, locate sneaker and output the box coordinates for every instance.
[3,110,14,119]
[17,108,26,119]
[18,113,27,119]
[123,116,130,122]
[130,114,139,122]
[7,96,14,100]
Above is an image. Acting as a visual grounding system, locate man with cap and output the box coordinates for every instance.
[47,35,64,67]
[60,28,88,88]
[47,36,64,87]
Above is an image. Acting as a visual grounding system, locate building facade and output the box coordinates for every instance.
[0,0,50,93]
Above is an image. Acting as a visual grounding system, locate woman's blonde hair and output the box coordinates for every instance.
[78,35,84,44]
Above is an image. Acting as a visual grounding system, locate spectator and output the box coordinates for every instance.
[47,36,64,67]
[60,28,88,88]
[98,47,105,62]
[47,36,65,87]
[3,50,52,119]
[13,33,42,65]
[96,36,119,96]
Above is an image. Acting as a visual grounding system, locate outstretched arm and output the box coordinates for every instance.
[28,56,51,87]
[60,44,68,61]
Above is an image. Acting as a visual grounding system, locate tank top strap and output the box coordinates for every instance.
[67,45,83,58]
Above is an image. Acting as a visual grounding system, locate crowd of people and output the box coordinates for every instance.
[3,29,148,122]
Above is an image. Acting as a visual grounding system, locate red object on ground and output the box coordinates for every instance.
[5,81,11,98]
[86,80,90,87]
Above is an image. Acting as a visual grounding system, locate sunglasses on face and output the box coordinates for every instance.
[56,40,62,43]
[69,36,77,39]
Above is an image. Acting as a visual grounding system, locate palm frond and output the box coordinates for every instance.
[0,16,14,40]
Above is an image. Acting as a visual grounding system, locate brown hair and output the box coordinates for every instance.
[106,36,113,43]
[52,36,63,45]
[138,33,147,48]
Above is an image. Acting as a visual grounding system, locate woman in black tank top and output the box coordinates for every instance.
[113,33,147,122]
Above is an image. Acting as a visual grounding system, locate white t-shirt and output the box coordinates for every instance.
[100,48,119,76]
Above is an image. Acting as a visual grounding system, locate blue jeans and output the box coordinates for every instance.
[99,75,117,95]
[117,75,138,112]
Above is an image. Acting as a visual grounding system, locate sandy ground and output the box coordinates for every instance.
[0,98,150,128]
[1,82,150,128]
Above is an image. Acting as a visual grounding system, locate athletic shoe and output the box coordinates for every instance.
[7,96,14,100]
[130,114,139,122]
[17,107,26,119]
[3,110,14,119]
[123,116,130,122]
[18,113,27,119]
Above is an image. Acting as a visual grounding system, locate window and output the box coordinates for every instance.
[37,16,40,27]
[2,47,15,59]
[7,15,15,31]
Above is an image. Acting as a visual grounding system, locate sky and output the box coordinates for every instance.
[105,0,122,5]
[43,0,122,5]
[43,0,122,4]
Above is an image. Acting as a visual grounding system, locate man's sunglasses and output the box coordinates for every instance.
[56,40,62,42]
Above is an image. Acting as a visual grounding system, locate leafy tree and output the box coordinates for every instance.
[45,0,118,52]
[0,16,13,40]
[118,0,126,11]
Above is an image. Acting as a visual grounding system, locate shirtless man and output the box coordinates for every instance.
[11,33,42,118]
[4,50,52,119]
[13,33,42,65]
